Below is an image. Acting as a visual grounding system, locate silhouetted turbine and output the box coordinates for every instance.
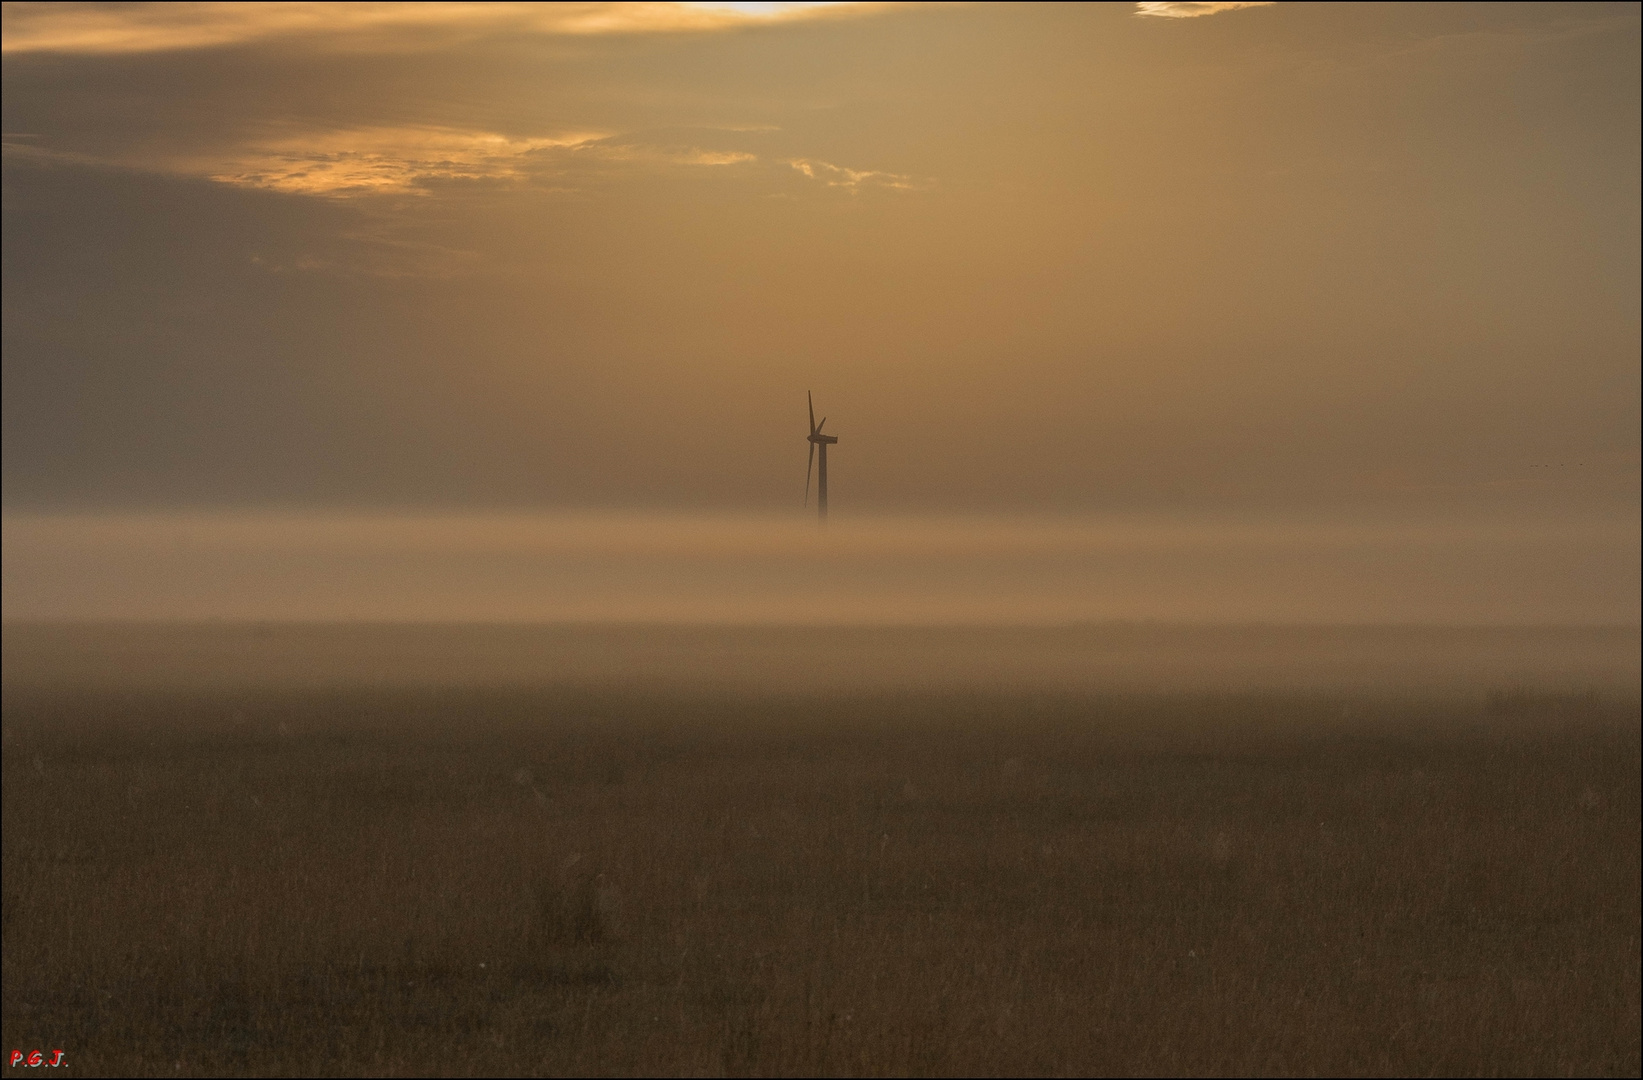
[805,391,838,524]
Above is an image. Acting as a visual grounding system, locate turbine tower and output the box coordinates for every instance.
[805,391,838,524]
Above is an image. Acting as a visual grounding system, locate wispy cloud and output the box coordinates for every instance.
[593,143,758,168]
[251,228,486,279]
[788,157,921,192]
[1134,2,1275,18]
[5,122,765,199]
[1,134,109,169]
[1,2,880,56]
[202,126,610,196]
[207,140,907,201]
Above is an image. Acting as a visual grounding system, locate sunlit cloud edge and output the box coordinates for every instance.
[1134,2,1275,19]
[1,2,895,56]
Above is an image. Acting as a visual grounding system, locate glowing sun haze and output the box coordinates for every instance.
[2,1,1638,623]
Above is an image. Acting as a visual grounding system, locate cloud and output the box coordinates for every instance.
[7,122,762,199]
[251,228,486,280]
[591,143,759,168]
[0,2,880,56]
[200,126,611,196]
[1,134,108,170]
[1134,2,1275,18]
[788,157,921,192]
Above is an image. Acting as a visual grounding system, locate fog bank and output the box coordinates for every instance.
[4,510,1637,625]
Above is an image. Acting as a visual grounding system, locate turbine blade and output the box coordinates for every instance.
[817,417,827,433]
[805,441,815,505]
[808,391,817,435]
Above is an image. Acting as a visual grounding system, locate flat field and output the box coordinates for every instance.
[2,626,1639,1075]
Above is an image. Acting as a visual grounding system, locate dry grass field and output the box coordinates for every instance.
[3,679,1638,1076]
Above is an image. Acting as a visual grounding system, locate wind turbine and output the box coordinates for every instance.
[805,391,838,524]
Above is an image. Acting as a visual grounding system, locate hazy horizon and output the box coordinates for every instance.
[4,506,1637,624]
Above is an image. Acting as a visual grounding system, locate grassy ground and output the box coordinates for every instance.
[3,687,1638,1076]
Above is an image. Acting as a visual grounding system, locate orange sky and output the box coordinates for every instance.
[2,2,1637,622]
